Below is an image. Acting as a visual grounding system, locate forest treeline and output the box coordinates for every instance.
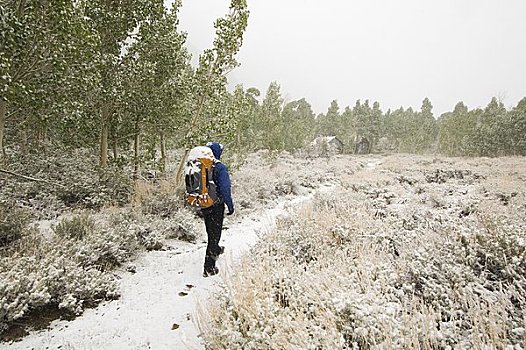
[1,1,525,176]
[303,94,526,157]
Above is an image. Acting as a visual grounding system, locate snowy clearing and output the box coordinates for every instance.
[2,153,525,349]
[201,154,526,349]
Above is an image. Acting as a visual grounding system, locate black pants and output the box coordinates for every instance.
[202,203,225,271]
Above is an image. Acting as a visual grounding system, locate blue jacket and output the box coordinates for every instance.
[208,142,234,212]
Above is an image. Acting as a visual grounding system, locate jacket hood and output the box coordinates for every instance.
[207,142,223,160]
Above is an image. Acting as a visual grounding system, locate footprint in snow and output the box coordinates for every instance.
[178,284,195,296]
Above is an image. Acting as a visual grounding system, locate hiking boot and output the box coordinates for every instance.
[203,266,219,277]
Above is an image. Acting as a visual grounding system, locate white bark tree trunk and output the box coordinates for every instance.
[99,103,109,169]
[0,100,7,163]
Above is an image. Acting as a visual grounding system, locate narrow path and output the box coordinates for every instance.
[3,192,324,350]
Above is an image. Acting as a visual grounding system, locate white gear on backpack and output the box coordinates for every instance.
[187,146,215,162]
[185,146,215,175]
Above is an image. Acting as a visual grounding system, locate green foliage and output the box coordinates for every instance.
[281,98,316,150]
[339,106,356,152]
[353,99,382,151]
[1,0,525,170]
[260,82,284,150]
[316,99,340,137]
[226,88,525,157]
[438,97,526,157]
[0,1,81,102]
[184,0,250,147]
[228,85,259,152]
[438,102,473,156]
[509,98,526,155]
[0,0,95,160]
[54,215,95,240]
[0,204,31,248]
[382,99,437,154]
[115,1,190,172]
[235,81,316,152]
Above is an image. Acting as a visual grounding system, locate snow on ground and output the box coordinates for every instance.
[199,155,526,349]
[2,182,335,350]
[4,153,525,348]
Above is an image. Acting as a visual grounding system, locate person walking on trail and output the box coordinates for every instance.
[201,142,234,277]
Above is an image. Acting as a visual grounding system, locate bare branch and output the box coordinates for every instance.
[0,168,66,188]
[5,107,22,120]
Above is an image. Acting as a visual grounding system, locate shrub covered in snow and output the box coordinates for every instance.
[0,208,196,331]
[0,229,120,331]
[0,204,33,248]
[230,151,359,213]
[53,214,95,240]
[202,154,526,349]
[0,149,132,219]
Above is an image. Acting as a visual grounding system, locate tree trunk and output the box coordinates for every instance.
[175,94,207,187]
[112,136,118,162]
[0,100,6,163]
[175,148,189,187]
[21,128,28,155]
[40,125,48,153]
[160,131,166,173]
[99,103,109,169]
[37,128,42,143]
[133,120,140,180]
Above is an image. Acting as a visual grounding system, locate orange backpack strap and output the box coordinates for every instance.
[198,158,215,207]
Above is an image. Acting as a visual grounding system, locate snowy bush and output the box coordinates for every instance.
[158,207,201,242]
[231,151,359,213]
[0,210,180,329]
[202,155,526,349]
[141,192,180,218]
[56,168,132,209]
[0,149,133,219]
[0,233,119,328]
[53,214,95,240]
[0,205,32,248]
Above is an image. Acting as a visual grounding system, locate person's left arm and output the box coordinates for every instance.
[216,163,234,214]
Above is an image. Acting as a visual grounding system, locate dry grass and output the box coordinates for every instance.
[200,154,526,349]
[131,179,154,207]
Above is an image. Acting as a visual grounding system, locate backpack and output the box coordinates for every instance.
[184,146,219,208]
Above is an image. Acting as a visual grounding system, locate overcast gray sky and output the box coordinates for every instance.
[173,0,526,117]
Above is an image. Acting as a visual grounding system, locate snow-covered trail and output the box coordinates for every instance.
[3,189,329,350]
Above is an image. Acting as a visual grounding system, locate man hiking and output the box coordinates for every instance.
[200,142,234,277]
